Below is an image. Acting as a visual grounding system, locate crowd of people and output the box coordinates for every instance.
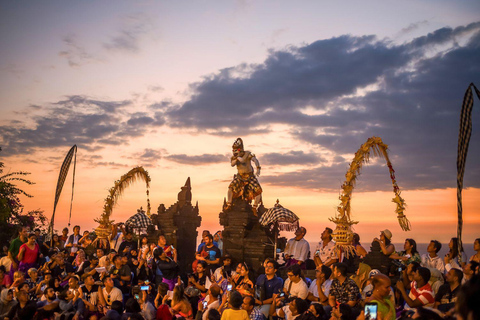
[0,224,479,320]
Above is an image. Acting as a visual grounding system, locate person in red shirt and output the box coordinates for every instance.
[17,234,40,274]
[396,266,434,309]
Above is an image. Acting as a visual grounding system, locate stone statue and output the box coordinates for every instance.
[225,138,262,215]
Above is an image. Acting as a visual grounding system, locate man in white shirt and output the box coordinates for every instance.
[314,227,338,268]
[201,285,221,320]
[99,277,123,314]
[64,225,81,256]
[283,264,308,299]
[307,265,332,305]
[421,240,445,273]
[284,227,310,269]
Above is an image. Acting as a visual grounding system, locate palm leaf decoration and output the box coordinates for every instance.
[96,166,151,228]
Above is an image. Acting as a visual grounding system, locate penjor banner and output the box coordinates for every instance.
[457,83,480,263]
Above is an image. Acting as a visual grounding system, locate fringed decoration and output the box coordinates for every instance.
[330,136,410,251]
[95,166,151,237]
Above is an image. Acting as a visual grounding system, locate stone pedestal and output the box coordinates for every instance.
[219,198,273,274]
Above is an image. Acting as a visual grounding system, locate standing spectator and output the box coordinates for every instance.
[196,234,221,271]
[155,247,179,290]
[138,235,150,260]
[314,228,338,268]
[17,233,40,274]
[421,240,444,273]
[155,235,177,262]
[328,263,360,309]
[283,264,308,299]
[65,225,81,258]
[396,266,434,309]
[254,259,283,318]
[390,239,421,266]
[7,226,29,277]
[79,230,95,257]
[60,227,69,243]
[284,227,310,269]
[434,268,462,315]
[307,265,332,305]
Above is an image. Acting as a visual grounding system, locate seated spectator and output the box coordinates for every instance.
[314,228,338,268]
[25,268,40,300]
[241,295,263,320]
[109,254,132,293]
[0,266,12,288]
[124,297,142,319]
[35,286,60,319]
[254,259,283,317]
[396,266,434,309]
[350,263,371,296]
[360,269,380,300]
[421,240,444,273]
[5,289,36,319]
[342,233,367,275]
[82,254,101,282]
[170,285,193,319]
[307,303,326,320]
[330,303,354,320]
[328,263,360,309]
[372,230,395,257]
[118,231,138,255]
[470,238,480,263]
[222,290,249,320]
[284,227,310,269]
[364,274,395,320]
[234,263,254,297]
[52,251,75,284]
[78,274,100,318]
[73,249,91,277]
[284,264,308,300]
[434,267,462,316]
[199,285,221,320]
[269,294,309,320]
[0,288,16,319]
[462,260,479,284]
[105,300,124,320]
[456,274,480,320]
[444,237,468,270]
[35,270,53,297]
[307,265,332,305]
[99,276,123,313]
[389,239,421,266]
[428,268,444,296]
[10,270,25,290]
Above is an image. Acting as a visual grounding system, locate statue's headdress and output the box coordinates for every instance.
[232,138,244,151]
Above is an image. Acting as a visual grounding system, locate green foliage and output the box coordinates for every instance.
[0,147,48,245]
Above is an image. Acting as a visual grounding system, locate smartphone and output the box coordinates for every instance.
[315,250,320,256]
[171,245,174,250]
[227,284,233,291]
[278,292,285,297]
[398,266,403,273]
[202,300,208,308]
[144,280,150,284]
[134,294,140,300]
[141,286,149,291]
[364,302,378,320]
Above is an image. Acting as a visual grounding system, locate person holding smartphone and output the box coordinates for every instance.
[364,274,395,320]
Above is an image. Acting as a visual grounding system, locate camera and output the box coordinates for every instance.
[392,260,406,271]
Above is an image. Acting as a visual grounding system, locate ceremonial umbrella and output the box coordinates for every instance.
[125,208,152,246]
[259,200,299,256]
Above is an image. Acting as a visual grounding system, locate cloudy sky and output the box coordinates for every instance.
[1,0,480,246]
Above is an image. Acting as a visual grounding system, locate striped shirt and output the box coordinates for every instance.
[408,281,434,307]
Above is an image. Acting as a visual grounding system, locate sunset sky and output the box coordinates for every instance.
[1,1,480,249]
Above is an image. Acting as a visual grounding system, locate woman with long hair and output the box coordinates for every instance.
[170,285,193,319]
[390,238,421,266]
[233,262,254,297]
[445,237,468,269]
[469,238,480,263]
